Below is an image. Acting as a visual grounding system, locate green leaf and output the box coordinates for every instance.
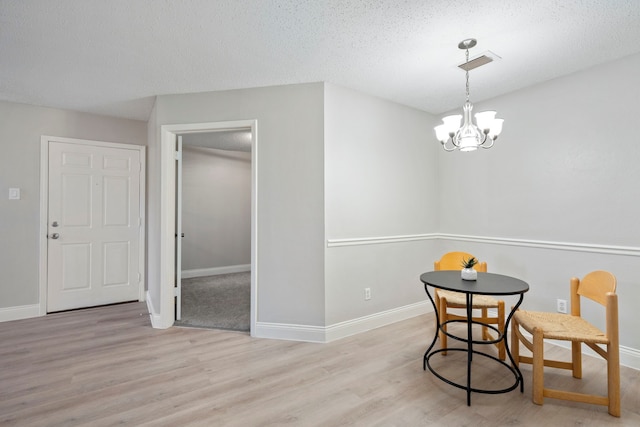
[461,257,478,269]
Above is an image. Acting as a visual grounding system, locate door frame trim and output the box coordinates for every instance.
[39,136,146,315]
[157,120,258,333]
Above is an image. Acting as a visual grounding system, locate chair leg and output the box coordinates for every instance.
[497,301,506,361]
[439,297,448,355]
[608,342,621,417]
[434,292,444,354]
[532,327,544,405]
[511,316,520,368]
[571,341,582,379]
[481,308,489,341]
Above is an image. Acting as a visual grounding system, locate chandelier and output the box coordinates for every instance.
[434,39,503,152]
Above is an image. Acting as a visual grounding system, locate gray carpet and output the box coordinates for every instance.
[175,272,250,331]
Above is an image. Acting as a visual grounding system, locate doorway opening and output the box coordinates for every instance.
[158,121,258,334]
[176,130,252,331]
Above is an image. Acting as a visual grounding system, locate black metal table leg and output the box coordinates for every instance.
[422,283,440,371]
[466,293,473,406]
[420,271,530,405]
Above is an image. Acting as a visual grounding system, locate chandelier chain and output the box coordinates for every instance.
[465,48,470,102]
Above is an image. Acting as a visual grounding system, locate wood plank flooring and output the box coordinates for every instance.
[1,302,639,426]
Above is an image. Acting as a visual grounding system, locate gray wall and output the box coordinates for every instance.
[0,101,146,309]
[145,100,161,309]
[181,146,251,271]
[437,52,640,354]
[3,53,638,362]
[148,83,326,326]
[438,53,640,245]
[323,84,438,324]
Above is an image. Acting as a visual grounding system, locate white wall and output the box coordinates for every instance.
[437,52,640,360]
[323,84,440,326]
[1,57,637,365]
[3,51,636,365]
[181,146,251,272]
[0,101,147,315]
[145,100,161,310]
[148,83,326,326]
[439,53,640,245]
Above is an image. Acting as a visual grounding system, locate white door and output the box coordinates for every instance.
[47,140,144,312]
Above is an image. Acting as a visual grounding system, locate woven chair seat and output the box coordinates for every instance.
[438,289,500,309]
[511,271,619,416]
[514,310,608,344]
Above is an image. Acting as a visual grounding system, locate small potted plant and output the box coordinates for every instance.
[461,257,478,281]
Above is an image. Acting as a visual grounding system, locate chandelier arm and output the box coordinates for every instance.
[441,138,457,152]
[451,131,462,148]
[480,137,494,149]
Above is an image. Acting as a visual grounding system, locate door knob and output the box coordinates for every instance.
[49,233,60,239]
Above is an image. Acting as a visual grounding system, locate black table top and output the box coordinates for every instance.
[420,271,529,296]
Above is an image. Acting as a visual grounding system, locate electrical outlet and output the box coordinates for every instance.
[364,288,371,300]
[557,299,567,314]
[8,188,20,200]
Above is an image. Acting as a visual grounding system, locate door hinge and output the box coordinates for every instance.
[174,151,182,161]
[173,287,180,297]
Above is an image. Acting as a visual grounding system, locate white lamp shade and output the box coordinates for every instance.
[441,115,462,133]
[434,124,449,142]
[489,118,504,138]
[475,111,496,131]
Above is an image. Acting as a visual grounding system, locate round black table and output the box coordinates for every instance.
[420,271,529,405]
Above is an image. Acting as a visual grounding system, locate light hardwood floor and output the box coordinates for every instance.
[1,302,638,426]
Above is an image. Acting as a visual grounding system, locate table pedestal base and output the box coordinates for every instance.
[425,348,522,404]
[420,272,528,406]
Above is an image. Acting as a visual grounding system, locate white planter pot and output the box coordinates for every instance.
[461,268,477,281]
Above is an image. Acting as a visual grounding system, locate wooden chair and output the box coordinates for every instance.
[434,251,505,360]
[511,270,620,416]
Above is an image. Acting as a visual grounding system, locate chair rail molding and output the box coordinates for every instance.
[327,233,640,256]
[437,233,640,256]
[327,233,438,247]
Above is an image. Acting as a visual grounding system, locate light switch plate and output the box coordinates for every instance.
[9,188,20,200]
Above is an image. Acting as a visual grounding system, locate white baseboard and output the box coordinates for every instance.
[0,304,41,322]
[253,322,327,343]
[145,291,163,329]
[181,264,251,279]
[619,346,640,371]
[254,301,432,343]
[325,301,431,342]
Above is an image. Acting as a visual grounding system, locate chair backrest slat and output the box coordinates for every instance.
[434,251,487,272]
[577,270,617,306]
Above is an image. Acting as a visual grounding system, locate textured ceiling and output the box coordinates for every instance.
[1,0,640,121]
